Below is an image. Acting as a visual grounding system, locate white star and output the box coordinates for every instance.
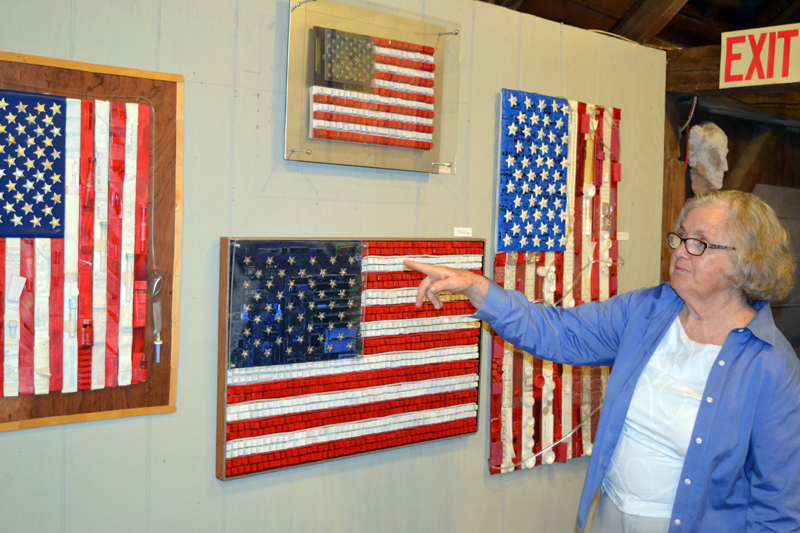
[513,195,522,208]
[561,103,570,114]
[546,157,554,169]
[560,158,569,169]
[524,96,532,109]
[506,155,515,167]
[554,170,562,180]
[553,224,561,234]
[11,214,22,226]
[521,182,530,194]
[513,169,522,180]
[516,111,527,124]
[515,140,524,153]
[542,115,551,126]
[559,235,567,246]
[539,222,548,233]
[508,94,518,107]
[539,197,549,209]
[503,234,513,246]
[536,155,544,167]
[506,181,515,193]
[529,196,537,208]
[525,222,534,234]
[530,142,538,154]
[555,118,564,129]
[534,184,543,196]
[526,170,536,182]
[537,130,546,140]
[560,209,568,222]
[511,223,521,235]
[547,209,555,221]
[540,143,549,154]
[508,123,518,135]
[520,209,529,221]
[547,237,555,249]
[521,157,530,169]
[548,131,557,143]
[538,99,546,111]
[554,198,563,209]
[530,114,539,125]
[520,236,528,247]
[561,132,569,144]
[533,209,542,221]
[532,235,541,247]
[555,145,563,156]
[522,126,531,138]
[547,183,556,194]
[504,210,514,222]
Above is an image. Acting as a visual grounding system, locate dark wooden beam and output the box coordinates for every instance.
[612,0,690,42]
[724,124,781,193]
[770,0,800,26]
[697,93,800,128]
[666,45,800,95]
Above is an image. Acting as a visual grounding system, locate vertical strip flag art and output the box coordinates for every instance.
[0,88,150,397]
[309,27,436,151]
[220,239,483,478]
[490,89,621,473]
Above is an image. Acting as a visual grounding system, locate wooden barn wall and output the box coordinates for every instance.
[0,1,665,531]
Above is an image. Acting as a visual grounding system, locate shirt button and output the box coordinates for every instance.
[675,519,681,525]
[684,478,691,485]
[738,329,744,333]
[706,397,713,403]
[719,360,725,366]
[696,437,702,444]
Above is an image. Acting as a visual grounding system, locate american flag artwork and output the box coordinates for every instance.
[218,239,483,479]
[309,27,435,151]
[490,91,621,473]
[0,89,150,397]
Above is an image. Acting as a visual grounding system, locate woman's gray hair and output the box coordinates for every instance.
[675,190,795,302]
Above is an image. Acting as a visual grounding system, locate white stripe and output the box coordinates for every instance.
[226,404,476,459]
[117,103,138,386]
[372,78,434,96]
[228,345,478,385]
[581,366,593,454]
[4,238,21,396]
[521,259,536,468]
[33,239,50,394]
[312,86,434,112]
[562,364,573,459]
[91,100,110,390]
[313,103,434,126]
[228,374,478,421]
[361,315,478,336]
[361,288,467,306]
[62,99,81,393]
[311,119,433,142]
[374,62,434,80]
[373,46,435,64]
[362,254,481,272]
[500,258,516,471]
[599,109,612,303]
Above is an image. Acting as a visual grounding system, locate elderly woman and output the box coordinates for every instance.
[405,190,799,532]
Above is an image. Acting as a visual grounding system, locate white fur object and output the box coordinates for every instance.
[688,122,728,194]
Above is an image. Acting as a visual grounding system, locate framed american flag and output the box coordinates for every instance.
[284,0,462,174]
[217,238,483,479]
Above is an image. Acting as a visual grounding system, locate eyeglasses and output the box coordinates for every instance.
[667,232,736,257]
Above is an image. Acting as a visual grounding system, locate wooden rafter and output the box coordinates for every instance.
[612,0,690,42]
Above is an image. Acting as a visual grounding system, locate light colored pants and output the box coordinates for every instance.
[584,489,671,533]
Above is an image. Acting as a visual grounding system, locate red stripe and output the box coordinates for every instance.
[18,238,34,395]
[0,239,5,396]
[512,254,526,465]
[226,389,477,441]
[363,240,482,255]
[226,359,479,404]
[362,300,475,322]
[372,37,435,58]
[105,103,125,387]
[49,239,64,391]
[77,100,95,390]
[362,328,479,355]
[312,110,434,134]
[225,418,475,477]
[312,128,432,151]
[363,269,483,290]
[132,104,149,384]
[312,94,434,119]
[371,86,434,105]
[373,68,434,87]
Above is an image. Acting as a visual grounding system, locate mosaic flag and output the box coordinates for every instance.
[490,92,621,473]
[0,89,150,397]
[221,239,483,478]
[309,27,435,151]
[498,89,569,253]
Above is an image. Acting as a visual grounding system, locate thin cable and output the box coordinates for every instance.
[524,256,625,307]
[489,402,604,471]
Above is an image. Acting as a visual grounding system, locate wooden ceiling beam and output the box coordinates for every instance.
[770,0,800,26]
[612,0,690,42]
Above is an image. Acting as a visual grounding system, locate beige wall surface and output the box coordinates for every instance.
[0,1,664,531]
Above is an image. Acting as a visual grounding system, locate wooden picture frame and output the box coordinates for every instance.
[0,52,183,431]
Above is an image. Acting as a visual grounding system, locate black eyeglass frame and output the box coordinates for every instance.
[667,232,736,257]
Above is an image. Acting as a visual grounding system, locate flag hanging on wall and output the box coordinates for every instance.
[309,27,436,151]
[490,89,621,473]
[0,89,150,397]
[219,239,483,479]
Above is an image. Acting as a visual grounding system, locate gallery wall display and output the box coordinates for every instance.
[490,89,621,472]
[284,0,461,174]
[0,52,184,431]
[217,238,483,479]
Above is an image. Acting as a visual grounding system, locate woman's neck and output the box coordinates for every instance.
[679,289,756,345]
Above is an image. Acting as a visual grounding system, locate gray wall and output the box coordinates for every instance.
[0,1,665,531]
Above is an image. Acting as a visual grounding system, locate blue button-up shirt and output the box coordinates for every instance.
[475,281,800,532]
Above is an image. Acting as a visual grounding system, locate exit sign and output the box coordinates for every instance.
[720,23,800,89]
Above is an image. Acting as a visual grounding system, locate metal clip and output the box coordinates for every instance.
[437,30,459,37]
[291,0,316,12]
[289,149,312,155]
[431,162,451,167]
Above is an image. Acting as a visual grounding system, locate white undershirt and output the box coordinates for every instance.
[602,316,721,517]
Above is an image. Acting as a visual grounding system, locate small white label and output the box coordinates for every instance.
[454,227,473,237]
[436,164,451,174]
[617,232,629,241]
